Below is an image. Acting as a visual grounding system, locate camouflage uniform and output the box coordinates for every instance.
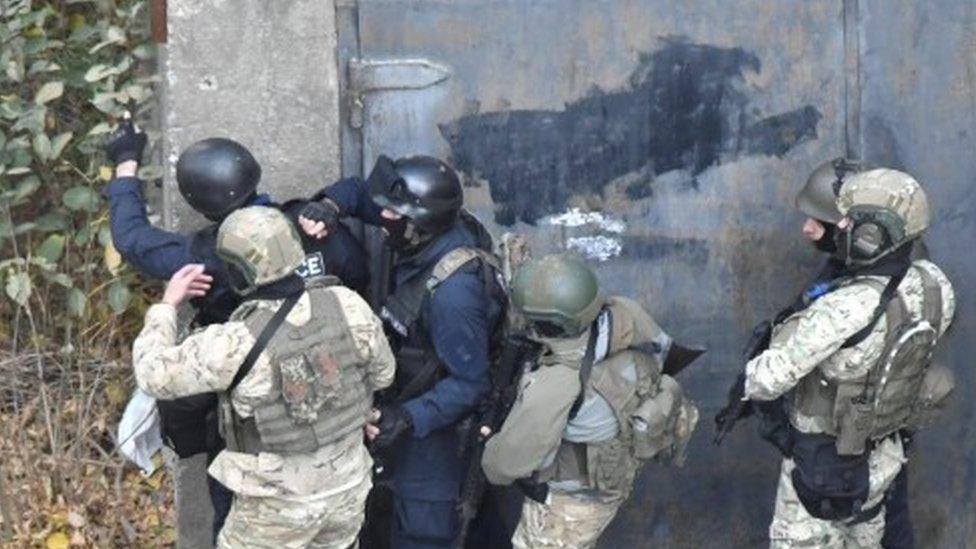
[745,261,955,548]
[512,490,624,549]
[133,208,396,548]
[484,296,697,549]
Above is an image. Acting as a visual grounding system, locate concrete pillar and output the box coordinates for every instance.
[159,2,342,547]
[161,0,342,230]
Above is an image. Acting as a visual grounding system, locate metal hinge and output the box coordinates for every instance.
[346,58,451,128]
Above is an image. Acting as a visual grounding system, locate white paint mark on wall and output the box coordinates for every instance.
[543,208,626,233]
[566,236,623,262]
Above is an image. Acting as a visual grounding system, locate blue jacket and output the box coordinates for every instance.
[106,176,370,324]
[324,177,502,499]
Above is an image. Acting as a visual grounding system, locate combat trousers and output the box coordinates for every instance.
[511,489,625,549]
[769,437,905,548]
[217,474,371,549]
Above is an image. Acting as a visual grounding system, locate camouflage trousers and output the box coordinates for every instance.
[769,437,906,548]
[217,473,371,549]
[512,489,625,549]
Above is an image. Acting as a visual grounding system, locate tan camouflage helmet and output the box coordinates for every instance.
[216,206,305,294]
[837,168,930,243]
[794,157,865,223]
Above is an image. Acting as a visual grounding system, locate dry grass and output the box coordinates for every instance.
[0,350,174,548]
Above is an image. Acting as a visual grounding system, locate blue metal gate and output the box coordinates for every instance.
[335,1,976,546]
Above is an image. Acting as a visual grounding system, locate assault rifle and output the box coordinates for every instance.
[713,320,773,445]
[453,334,543,548]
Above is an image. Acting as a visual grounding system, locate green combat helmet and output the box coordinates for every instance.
[215,206,305,294]
[510,254,602,337]
[795,157,865,223]
[836,168,930,264]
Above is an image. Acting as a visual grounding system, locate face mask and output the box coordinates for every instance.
[812,222,840,254]
[381,216,422,252]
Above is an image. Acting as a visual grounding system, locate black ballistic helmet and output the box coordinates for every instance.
[367,155,462,234]
[176,138,261,221]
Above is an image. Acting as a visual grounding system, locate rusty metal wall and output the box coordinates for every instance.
[857,1,976,546]
[338,1,975,546]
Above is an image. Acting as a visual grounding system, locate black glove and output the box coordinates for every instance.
[298,200,340,231]
[516,479,550,504]
[713,373,754,445]
[104,117,147,165]
[371,405,413,450]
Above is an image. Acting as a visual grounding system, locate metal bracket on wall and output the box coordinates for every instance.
[346,58,452,128]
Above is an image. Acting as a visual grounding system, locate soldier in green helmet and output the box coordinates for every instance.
[481,254,701,549]
[130,206,395,548]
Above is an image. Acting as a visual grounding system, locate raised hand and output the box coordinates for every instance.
[297,199,340,240]
[104,111,147,166]
[162,264,213,306]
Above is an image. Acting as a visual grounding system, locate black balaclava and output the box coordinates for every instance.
[812,222,840,254]
[381,216,432,254]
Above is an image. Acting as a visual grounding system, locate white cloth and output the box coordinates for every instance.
[117,388,164,475]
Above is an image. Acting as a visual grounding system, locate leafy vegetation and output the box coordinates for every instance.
[1,0,158,351]
[1,0,174,545]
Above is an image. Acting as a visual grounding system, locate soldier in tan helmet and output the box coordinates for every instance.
[131,206,395,548]
[743,166,956,548]
[481,254,701,549]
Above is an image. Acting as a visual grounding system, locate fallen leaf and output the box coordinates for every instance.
[104,240,123,275]
[45,531,70,549]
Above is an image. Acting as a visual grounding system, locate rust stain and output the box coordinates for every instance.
[151,0,167,43]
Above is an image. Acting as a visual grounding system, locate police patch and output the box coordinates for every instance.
[296,251,326,279]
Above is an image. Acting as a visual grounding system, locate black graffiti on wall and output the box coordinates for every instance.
[440,36,822,226]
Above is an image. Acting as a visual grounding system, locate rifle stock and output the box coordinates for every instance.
[453,335,542,548]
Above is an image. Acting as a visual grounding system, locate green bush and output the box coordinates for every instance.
[1,0,158,354]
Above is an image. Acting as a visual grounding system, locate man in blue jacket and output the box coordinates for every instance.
[300,155,504,548]
[103,117,370,539]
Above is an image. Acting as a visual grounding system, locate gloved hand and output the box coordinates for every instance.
[298,199,340,240]
[104,113,147,165]
[370,405,414,450]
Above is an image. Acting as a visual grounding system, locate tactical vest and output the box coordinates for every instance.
[380,213,505,402]
[792,265,949,456]
[220,282,373,455]
[539,302,698,496]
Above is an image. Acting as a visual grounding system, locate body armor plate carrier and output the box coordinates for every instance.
[793,265,949,456]
[380,213,505,403]
[220,281,373,455]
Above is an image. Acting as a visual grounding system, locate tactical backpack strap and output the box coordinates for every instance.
[841,272,907,349]
[227,291,302,393]
[568,311,605,420]
[430,246,508,348]
[427,247,499,291]
[382,247,497,338]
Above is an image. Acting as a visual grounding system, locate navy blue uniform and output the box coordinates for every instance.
[106,177,369,301]
[106,175,370,537]
[324,178,502,548]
